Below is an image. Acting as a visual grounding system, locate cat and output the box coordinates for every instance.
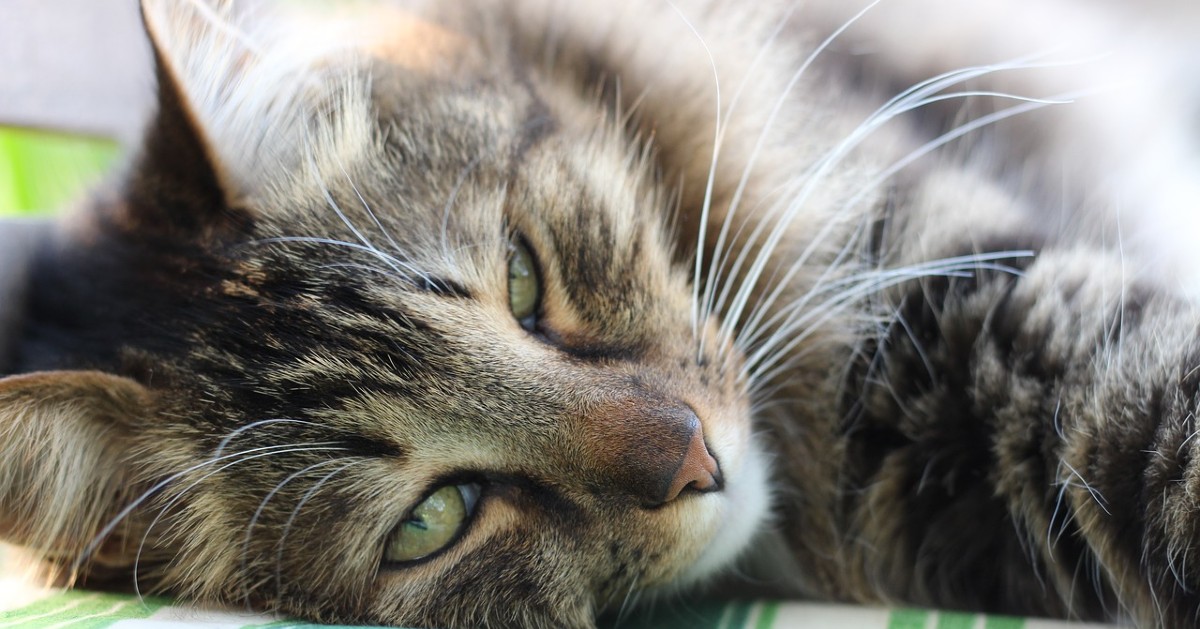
[2,0,1199,627]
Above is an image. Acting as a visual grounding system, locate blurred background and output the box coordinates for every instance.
[2,0,1196,218]
[0,128,119,215]
[0,0,144,216]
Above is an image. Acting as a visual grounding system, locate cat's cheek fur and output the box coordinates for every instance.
[365,502,592,628]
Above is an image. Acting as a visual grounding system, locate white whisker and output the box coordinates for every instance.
[741,251,1028,355]
[729,86,1071,359]
[743,255,1032,388]
[661,0,722,343]
[273,460,365,601]
[332,155,408,265]
[441,157,483,265]
[713,53,1083,351]
[249,236,432,282]
[78,439,331,572]
[238,458,349,606]
[702,0,880,336]
[214,418,330,458]
[131,444,351,602]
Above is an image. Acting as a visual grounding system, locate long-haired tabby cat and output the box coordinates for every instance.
[2,0,1199,627]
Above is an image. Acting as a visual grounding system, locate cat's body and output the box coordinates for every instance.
[3,0,1200,627]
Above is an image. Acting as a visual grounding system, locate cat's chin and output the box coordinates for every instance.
[666,434,773,591]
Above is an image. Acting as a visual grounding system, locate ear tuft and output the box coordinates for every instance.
[0,371,152,579]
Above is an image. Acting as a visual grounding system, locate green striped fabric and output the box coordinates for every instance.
[0,589,1116,629]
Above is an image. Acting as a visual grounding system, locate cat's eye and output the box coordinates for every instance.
[384,483,480,563]
[508,238,540,329]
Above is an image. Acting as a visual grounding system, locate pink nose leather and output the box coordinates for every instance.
[662,427,722,503]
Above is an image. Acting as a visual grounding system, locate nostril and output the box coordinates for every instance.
[662,427,723,503]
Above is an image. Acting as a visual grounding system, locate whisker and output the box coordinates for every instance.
[733,208,873,357]
[702,0,880,338]
[214,418,331,458]
[612,575,642,629]
[660,0,722,342]
[743,256,1031,388]
[741,252,1029,356]
[731,89,1081,363]
[729,87,1069,356]
[440,156,483,265]
[316,262,424,291]
[77,439,334,573]
[132,444,351,603]
[238,458,349,607]
[302,141,391,267]
[698,8,799,329]
[713,53,1079,351]
[333,156,408,265]
[830,87,1091,219]
[249,236,432,282]
[273,460,365,602]
[745,265,1018,384]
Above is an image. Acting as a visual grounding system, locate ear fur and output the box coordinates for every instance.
[129,0,377,225]
[0,371,152,579]
[123,0,238,236]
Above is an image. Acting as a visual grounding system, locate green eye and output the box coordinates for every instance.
[508,239,540,327]
[384,483,480,563]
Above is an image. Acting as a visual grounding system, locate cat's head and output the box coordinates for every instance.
[0,1,770,626]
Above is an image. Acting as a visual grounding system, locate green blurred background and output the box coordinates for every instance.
[0,127,119,216]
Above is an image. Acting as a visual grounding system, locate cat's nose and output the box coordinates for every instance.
[583,399,724,507]
[662,424,722,503]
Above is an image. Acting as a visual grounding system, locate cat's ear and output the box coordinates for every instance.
[125,0,245,235]
[0,371,152,574]
[128,0,374,236]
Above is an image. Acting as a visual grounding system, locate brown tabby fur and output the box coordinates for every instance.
[3,0,1200,627]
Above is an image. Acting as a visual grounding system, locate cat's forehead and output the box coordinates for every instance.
[146,0,669,265]
[247,57,676,302]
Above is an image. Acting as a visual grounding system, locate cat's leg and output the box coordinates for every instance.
[836,225,1200,625]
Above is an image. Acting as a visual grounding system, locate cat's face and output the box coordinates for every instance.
[1,2,770,627]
